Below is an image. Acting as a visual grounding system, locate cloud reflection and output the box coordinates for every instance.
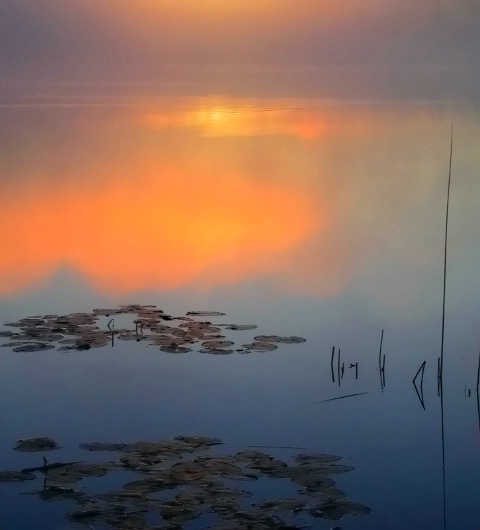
[0,100,322,295]
[1,97,478,309]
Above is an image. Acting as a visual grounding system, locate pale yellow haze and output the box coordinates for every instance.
[80,0,365,36]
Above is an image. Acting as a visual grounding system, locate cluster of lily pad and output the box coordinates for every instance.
[0,304,306,355]
[0,436,371,529]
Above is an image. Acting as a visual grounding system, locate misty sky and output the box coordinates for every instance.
[1,0,479,99]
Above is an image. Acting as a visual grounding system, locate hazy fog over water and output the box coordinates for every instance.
[1,0,479,100]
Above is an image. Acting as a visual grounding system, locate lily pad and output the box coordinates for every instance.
[1,304,307,359]
[80,442,128,452]
[224,324,258,331]
[12,343,55,353]
[69,509,103,521]
[1,435,370,528]
[0,331,20,337]
[0,471,36,482]
[27,486,91,503]
[187,311,226,316]
[294,453,343,465]
[242,342,278,352]
[202,340,234,349]
[46,462,114,484]
[14,437,60,452]
[174,435,223,447]
[309,498,372,520]
[201,348,234,355]
[254,335,307,344]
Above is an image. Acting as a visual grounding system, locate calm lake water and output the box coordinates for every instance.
[1,87,480,529]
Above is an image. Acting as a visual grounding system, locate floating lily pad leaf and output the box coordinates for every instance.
[187,311,226,317]
[0,331,19,337]
[278,336,306,344]
[234,450,275,462]
[242,342,278,352]
[201,348,234,355]
[47,463,115,484]
[254,335,307,344]
[309,498,371,520]
[205,486,252,502]
[0,471,35,482]
[159,499,201,522]
[69,509,103,521]
[246,458,288,475]
[97,489,147,504]
[224,324,258,331]
[119,454,157,471]
[202,340,234,349]
[26,485,91,503]
[93,308,123,316]
[1,342,33,348]
[221,508,291,528]
[124,440,185,454]
[294,454,343,465]
[253,498,306,512]
[195,455,238,465]
[32,334,65,342]
[1,434,370,529]
[123,475,179,493]
[14,437,60,452]
[295,462,355,475]
[291,474,337,493]
[209,462,250,479]
[174,435,223,447]
[2,304,307,359]
[201,335,225,342]
[170,461,209,481]
[12,343,55,353]
[80,442,128,452]
[318,486,348,499]
[105,512,150,530]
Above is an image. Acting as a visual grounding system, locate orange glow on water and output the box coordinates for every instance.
[144,100,331,139]
[0,166,320,296]
[2,96,447,303]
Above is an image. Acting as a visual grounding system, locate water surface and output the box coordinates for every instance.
[1,90,480,529]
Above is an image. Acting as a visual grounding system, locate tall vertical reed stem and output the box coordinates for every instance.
[440,124,453,380]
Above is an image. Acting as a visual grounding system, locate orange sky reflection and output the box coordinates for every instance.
[0,166,321,296]
[1,97,461,305]
[145,101,331,139]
